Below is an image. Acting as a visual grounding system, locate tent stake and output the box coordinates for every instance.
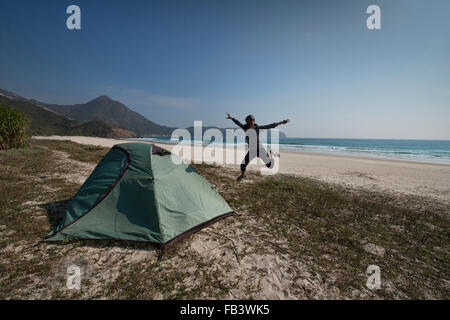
[158,244,165,261]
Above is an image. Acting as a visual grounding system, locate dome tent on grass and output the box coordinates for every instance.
[45,143,234,247]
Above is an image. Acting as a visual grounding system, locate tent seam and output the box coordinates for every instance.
[45,146,130,239]
[149,148,165,244]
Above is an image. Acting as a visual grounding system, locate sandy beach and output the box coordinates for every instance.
[34,136,450,204]
[1,137,447,300]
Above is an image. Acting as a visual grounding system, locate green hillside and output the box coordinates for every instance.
[0,96,139,138]
[43,96,174,136]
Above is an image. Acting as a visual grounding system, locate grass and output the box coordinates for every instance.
[32,139,109,163]
[0,139,108,299]
[0,139,448,299]
[190,164,450,299]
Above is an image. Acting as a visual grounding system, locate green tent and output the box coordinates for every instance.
[46,143,233,246]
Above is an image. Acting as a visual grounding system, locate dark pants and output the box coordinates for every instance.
[240,144,274,173]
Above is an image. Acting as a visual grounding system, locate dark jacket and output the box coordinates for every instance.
[231,118,279,145]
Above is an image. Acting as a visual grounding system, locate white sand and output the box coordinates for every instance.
[34,136,450,203]
[29,135,450,299]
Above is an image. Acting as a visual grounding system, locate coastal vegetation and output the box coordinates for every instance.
[0,139,448,299]
[0,102,30,150]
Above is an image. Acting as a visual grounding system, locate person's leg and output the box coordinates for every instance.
[238,148,258,181]
[240,150,250,173]
[237,151,250,181]
[258,144,275,169]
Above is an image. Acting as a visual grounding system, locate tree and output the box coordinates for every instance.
[0,102,31,149]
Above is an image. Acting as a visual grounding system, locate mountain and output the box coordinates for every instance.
[0,95,139,138]
[41,96,288,138]
[42,96,174,136]
[0,88,23,100]
[1,87,288,139]
[67,120,140,138]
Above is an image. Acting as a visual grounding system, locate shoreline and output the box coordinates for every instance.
[278,148,450,166]
[129,137,450,166]
[33,135,450,204]
[35,135,450,167]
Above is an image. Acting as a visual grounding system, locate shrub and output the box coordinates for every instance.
[0,102,30,149]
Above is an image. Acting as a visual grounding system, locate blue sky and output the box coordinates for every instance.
[0,0,449,139]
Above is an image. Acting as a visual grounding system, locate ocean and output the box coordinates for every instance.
[132,136,450,165]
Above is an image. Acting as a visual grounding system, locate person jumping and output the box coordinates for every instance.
[226,113,290,181]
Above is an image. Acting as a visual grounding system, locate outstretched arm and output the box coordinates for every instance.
[258,119,290,129]
[226,113,245,129]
